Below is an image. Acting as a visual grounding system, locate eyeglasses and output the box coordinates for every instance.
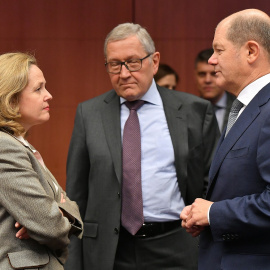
[105,54,152,74]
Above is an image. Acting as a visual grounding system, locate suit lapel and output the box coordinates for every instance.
[100,87,189,191]
[158,87,188,199]
[101,91,122,183]
[3,132,59,197]
[208,86,270,189]
[25,145,59,197]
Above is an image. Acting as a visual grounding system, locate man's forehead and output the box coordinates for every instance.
[106,46,146,63]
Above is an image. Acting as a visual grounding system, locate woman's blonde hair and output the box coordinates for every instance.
[0,52,37,136]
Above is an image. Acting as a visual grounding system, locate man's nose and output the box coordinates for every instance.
[208,54,217,65]
[119,63,131,77]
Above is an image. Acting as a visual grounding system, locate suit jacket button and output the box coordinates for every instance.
[222,234,226,241]
[117,192,121,198]
[114,228,119,234]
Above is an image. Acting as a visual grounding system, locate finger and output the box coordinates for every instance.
[61,193,66,203]
[16,227,25,238]
[20,232,30,239]
[181,219,187,228]
[185,219,195,229]
[180,212,188,220]
[15,222,21,228]
[17,228,30,239]
[191,231,201,237]
[17,226,26,235]
[59,208,64,216]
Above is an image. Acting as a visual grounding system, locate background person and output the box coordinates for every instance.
[181,9,270,270]
[65,22,219,270]
[0,52,83,270]
[194,48,235,132]
[154,63,179,90]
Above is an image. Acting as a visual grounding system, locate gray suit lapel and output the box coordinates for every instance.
[2,132,59,197]
[101,91,122,183]
[158,87,188,199]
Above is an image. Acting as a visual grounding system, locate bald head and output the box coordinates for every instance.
[217,9,270,57]
[209,9,270,96]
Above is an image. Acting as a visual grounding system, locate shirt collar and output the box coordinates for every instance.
[16,135,36,152]
[120,79,162,105]
[215,92,227,109]
[16,135,29,146]
[237,73,270,106]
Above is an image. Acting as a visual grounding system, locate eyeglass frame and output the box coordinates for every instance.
[105,53,153,74]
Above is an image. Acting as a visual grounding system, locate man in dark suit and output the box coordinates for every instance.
[194,48,235,133]
[181,8,270,270]
[65,22,219,270]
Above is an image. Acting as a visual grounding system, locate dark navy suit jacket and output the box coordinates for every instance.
[199,82,270,270]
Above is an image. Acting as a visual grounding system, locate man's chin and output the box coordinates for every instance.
[118,88,140,101]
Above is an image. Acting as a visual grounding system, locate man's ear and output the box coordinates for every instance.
[246,40,259,64]
[152,52,160,75]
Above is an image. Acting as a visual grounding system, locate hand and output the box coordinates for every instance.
[181,205,203,237]
[59,193,66,216]
[15,222,30,240]
[186,198,213,227]
[60,192,66,203]
[181,198,213,236]
[180,205,191,221]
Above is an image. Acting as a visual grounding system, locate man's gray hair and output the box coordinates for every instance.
[227,14,270,56]
[104,23,155,59]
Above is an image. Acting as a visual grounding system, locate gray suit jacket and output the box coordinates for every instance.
[0,131,83,270]
[65,85,219,270]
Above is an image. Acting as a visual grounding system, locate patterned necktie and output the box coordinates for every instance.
[121,100,144,235]
[225,99,244,137]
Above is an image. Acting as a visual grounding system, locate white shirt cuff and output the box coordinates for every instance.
[207,203,213,225]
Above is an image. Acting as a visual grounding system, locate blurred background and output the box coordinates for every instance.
[1,0,268,188]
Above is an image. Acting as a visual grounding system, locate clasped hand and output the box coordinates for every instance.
[180,198,213,237]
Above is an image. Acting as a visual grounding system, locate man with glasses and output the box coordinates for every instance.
[65,22,219,270]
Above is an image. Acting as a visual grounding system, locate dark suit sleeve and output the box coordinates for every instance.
[202,102,220,196]
[65,104,90,270]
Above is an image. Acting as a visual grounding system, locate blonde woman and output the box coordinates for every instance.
[0,52,83,270]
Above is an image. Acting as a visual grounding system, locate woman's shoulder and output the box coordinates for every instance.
[0,131,27,156]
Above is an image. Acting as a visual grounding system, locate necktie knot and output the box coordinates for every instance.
[230,99,244,114]
[125,100,144,111]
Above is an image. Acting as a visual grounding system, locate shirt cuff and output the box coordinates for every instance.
[207,203,213,225]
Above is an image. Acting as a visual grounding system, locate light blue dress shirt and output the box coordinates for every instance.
[120,79,184,222]
[214,92,227,132]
